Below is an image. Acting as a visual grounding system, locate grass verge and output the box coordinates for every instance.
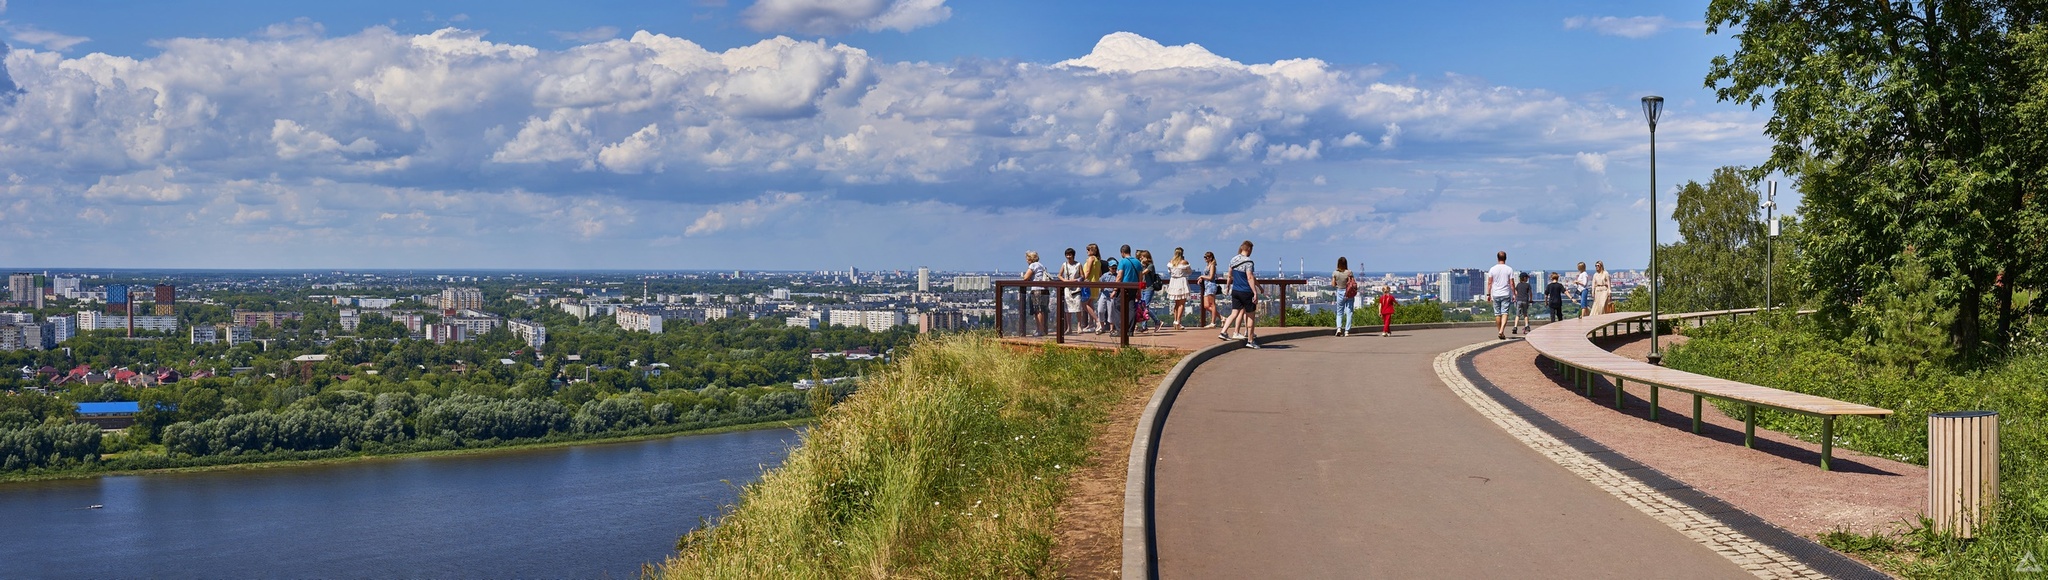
[654,333,1169,579]
[1665,312,2048,578]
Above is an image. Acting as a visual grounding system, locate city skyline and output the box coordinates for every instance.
[0,1,1780,270]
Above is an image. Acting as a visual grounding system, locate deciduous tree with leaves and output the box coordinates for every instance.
[1707,0,2048,357]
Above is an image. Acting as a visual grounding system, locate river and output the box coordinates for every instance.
[0,426,803,579]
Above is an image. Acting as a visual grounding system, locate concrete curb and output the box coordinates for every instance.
[1118,320,1501,579]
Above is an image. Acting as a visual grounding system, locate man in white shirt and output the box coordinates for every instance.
[1485,251,1516,340]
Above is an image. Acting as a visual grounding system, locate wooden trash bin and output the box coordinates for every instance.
[1928,410,1999,538]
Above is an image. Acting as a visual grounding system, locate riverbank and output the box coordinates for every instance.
[0,418,813,485]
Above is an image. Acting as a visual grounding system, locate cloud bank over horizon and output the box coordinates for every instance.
[0,25,1766,270]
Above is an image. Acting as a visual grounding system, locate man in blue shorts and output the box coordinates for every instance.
[1485,251,1516,340]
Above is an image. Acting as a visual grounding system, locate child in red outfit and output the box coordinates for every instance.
[1377,286,1398,337]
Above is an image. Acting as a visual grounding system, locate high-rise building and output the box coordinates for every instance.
[617,308,665,333]
[9,273,40,308]
[105,284,129,314]
[153,284,176,316]
[52,277,81,299]
[950,275,992,292]
[425,323,467,344]
[507,319,548,347]
[917,267,930,293]
[848,266,859,285]
[438,287,485,311]
[224,325,254,346]
[191,326,218,345]
[1437,269,1486,303]
[46,315,76,344]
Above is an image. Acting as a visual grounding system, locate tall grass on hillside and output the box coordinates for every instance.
[655,333,1167,579]
[1664,312,2048,577]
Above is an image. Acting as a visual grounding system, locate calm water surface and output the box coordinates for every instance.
[0,427,802,579]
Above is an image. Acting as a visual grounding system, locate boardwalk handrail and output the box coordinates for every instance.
[1526,309,1892,470]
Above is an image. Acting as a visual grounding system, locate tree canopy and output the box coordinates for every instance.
[1707,0,2048,355]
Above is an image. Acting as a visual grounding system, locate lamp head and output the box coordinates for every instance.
[1641,96,1664,131]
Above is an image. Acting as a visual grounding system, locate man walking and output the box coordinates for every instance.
[1486,251,1516,340]
[1219,240,1262,348]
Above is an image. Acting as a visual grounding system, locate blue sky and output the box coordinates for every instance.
[0,0,1782,271]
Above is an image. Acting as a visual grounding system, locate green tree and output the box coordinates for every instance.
[1655,166,1787,311]
[1707,0,2046,355]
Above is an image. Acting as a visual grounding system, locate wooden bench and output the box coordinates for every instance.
[1525,310,1892,470]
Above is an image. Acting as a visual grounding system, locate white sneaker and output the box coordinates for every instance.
[1245,339,1261,349]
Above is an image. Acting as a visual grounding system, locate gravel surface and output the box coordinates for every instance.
[1471,334,1925,538]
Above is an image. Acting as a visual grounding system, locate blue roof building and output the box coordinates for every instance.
[76,401,141,416]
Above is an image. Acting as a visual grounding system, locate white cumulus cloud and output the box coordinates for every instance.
[741,0,951,35]
[1562,16,1702,39]
[687,192,806,236]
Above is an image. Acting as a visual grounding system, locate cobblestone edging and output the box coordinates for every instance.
[1432,340,1837,579]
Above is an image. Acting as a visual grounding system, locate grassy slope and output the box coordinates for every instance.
[655,334,1167,579]
[1664,313,2048,577]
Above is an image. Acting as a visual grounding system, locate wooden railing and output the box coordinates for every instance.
[994,278,1312,346]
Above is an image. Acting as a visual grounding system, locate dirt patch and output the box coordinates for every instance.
[1473,333,1924,539]
[1052,366,1164,578]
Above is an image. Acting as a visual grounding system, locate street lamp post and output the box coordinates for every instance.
[1642,96,1664,365]
[1764,180,1777,310]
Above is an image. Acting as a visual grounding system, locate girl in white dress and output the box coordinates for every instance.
[1167,247,1193,330]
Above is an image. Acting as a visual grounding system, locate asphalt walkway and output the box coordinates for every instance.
[1151,328,1752,579]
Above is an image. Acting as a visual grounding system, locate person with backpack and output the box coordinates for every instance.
[1332,257,1356,337]
[1377,285,1399,337]
[1135,249,1161,333]
[1219,240,1262,348]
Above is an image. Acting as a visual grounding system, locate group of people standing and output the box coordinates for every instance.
[1485,252,1617,341]
[1021,245,1624,347]
[1020,240,1271,348]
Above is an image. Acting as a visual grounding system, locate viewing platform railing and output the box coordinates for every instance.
[994,278,1310,347]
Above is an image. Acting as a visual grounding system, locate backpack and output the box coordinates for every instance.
[1343,277,1359,300]
[1145,268,1164,292]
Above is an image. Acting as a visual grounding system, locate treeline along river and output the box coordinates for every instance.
[0,426,801,578]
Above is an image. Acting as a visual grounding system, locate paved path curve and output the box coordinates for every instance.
[1152,328,1752,579]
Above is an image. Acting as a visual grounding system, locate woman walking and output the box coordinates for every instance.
[1166,248,1193,330]
[1059,248,1083,332]
[1332,257,1356,336]
[1377,286,1398,336]
[1590,261,1613,316]
[1573,262,1592,319]
[1199,252,1222,328]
